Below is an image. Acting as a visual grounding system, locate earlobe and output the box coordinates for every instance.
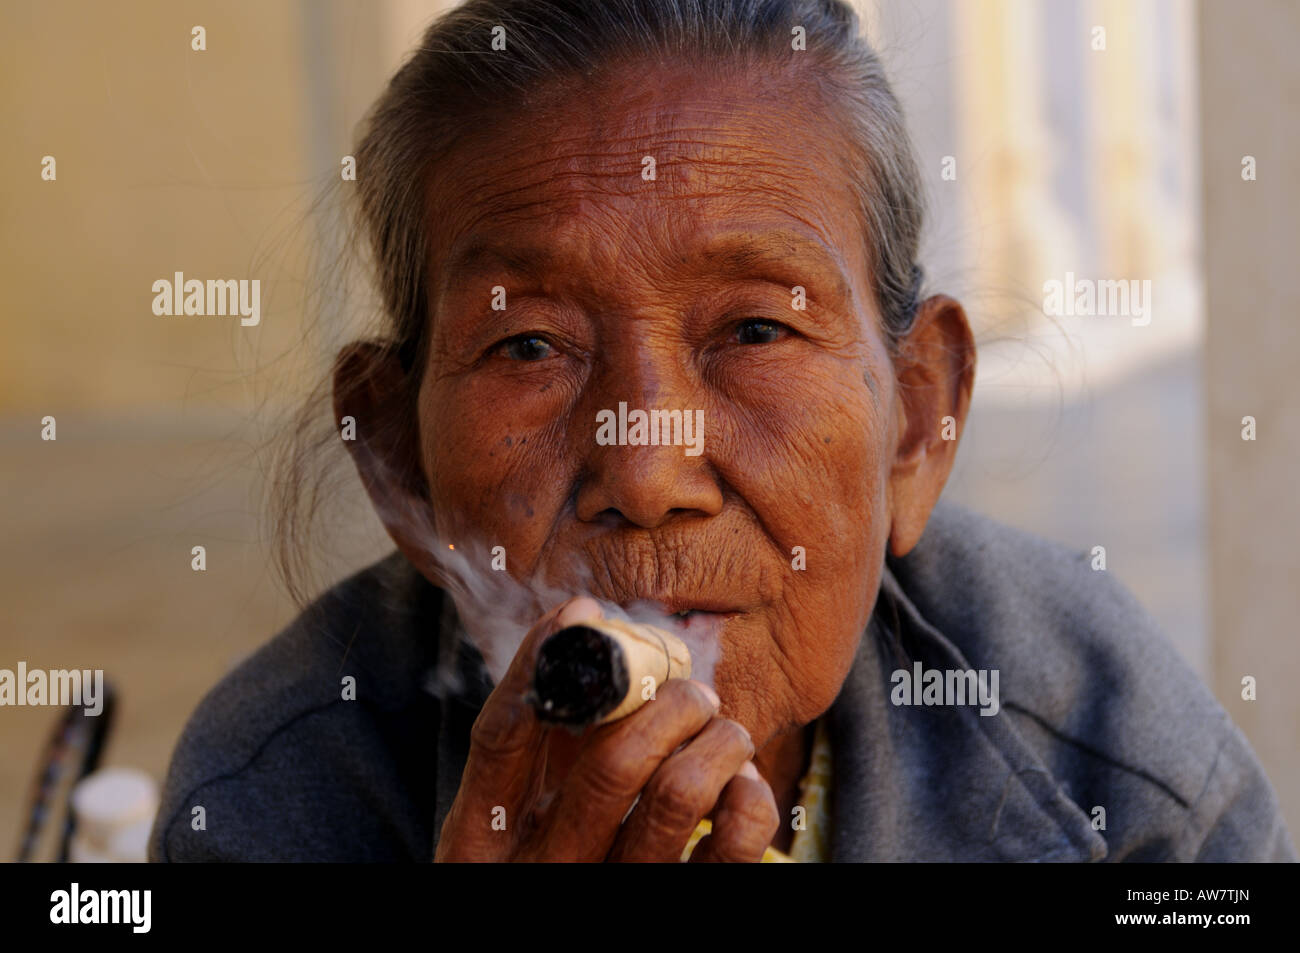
[885,294,976,558]
[332,342,437,575]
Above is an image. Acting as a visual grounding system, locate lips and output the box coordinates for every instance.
[651,597,745,616]
[641,600,736,617]
[666,609,736,636]
[633,599,744,634]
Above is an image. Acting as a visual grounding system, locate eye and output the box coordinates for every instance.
[734,318,789,345]
[498,334,554,362]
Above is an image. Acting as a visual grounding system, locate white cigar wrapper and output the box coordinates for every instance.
[529,617,693,725]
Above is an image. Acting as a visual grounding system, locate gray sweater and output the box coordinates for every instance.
[149,501,1297,861]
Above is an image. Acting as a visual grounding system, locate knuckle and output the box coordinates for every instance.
[730,789,781,837]
[642,770,713,833]
[712,807,779,860]
[574,748,647,806]
[469,702,530,756]
[713,828,770,861]
[661,678,715,716]
[708,782,781,861]
[717,718,755,758]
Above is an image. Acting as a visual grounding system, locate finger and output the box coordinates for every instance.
[686,762,780,863]
[438,596,602,859]
[468,595,602,765]
[606,716,755,862]
[525,677,721,861]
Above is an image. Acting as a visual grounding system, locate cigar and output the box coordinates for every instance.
[528,618,692,725]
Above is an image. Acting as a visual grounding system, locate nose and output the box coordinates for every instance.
[574,350,723,529]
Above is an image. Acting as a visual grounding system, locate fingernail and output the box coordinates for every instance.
[557,596,602,627]
[696,681,721,709]
[739,761,760,780]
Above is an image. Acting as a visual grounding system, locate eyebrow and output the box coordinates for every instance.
[443,240,547,280]
[686,229,854,303]
[440,228,854,305]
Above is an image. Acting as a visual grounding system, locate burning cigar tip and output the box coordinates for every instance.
[530,618,691,726]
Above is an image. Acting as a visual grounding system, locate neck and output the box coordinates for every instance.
[753,721,815,854]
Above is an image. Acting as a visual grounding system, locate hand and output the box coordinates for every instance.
[434,597,780,862]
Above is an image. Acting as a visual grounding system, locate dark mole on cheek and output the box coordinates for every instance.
[504,436,513,447]
[824,436,832,443]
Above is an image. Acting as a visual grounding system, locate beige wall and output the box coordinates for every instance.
[2,1,307,414]
[0,0,395,859]
[1199,0,1300,842]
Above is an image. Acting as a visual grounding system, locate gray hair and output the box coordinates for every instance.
[357,0,925,383]
[272,0,926,607]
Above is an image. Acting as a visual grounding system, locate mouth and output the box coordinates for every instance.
[669,608,726,620]
[643,602,743,633]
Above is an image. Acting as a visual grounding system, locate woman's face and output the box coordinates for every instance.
[383,62,966,750]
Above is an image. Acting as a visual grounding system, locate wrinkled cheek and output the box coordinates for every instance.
[421,391,505,534]
[422,392,567,568]
[711,635,784,736]
[733,412,890,731]
[820,414,892,571]
[748,412,890,583]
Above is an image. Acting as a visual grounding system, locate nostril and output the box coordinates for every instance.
[593,508,626,527]
[590,504,711,531]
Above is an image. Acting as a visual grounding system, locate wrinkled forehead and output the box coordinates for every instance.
[423,60,867,308]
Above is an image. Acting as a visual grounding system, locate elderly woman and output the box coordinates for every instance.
[150,0,1294,862]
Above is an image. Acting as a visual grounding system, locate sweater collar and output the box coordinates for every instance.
[825,564,1108,862]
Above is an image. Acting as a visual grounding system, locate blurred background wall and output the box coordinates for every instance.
[1,0,1295,857]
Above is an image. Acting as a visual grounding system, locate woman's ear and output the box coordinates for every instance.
[332,341,439,577]
[886,294,976,557]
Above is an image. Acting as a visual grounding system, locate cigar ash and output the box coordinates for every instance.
[529,625,631,725]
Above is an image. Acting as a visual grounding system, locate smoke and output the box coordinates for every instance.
[360,445,721,695]
[422,533,721,694]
